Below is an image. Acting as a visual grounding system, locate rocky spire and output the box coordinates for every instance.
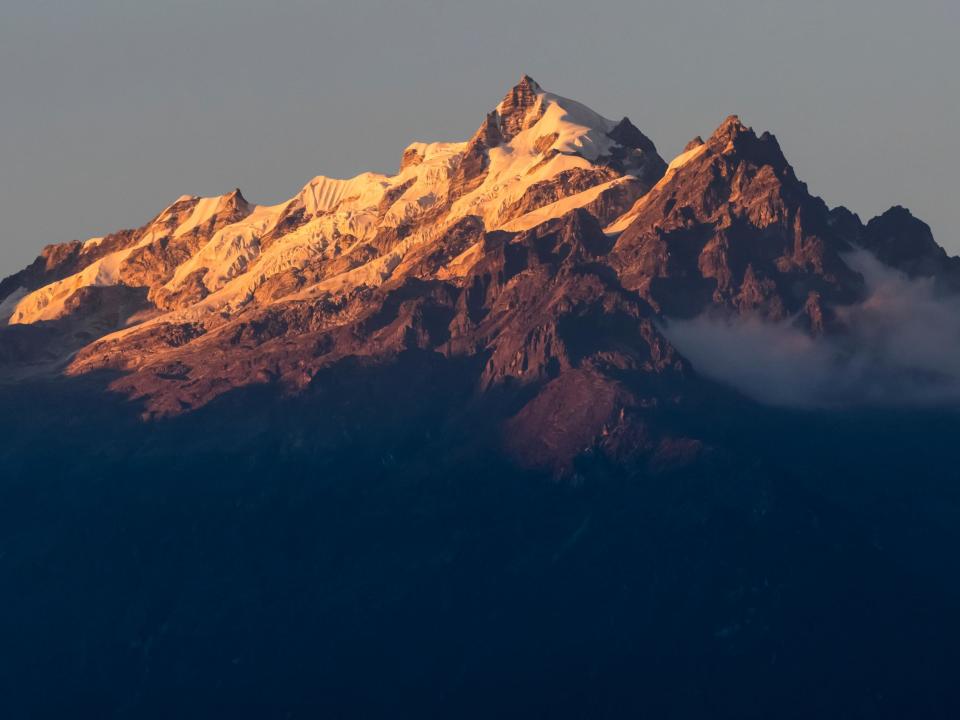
[220,188,250,214]
[607,117,658,155]
[704,114,791,170]
[455,75,546,196]
[497,74,545,142]
[707,114,751,149]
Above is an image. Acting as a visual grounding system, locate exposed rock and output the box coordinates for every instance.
[501,167,620,223]
[497,74,545,141]
[452,112,504,197]
[861,206,960,292]
[610,114,864,319]
[399,146,424,172]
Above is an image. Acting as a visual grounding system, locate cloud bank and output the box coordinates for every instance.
[661,251,960,408]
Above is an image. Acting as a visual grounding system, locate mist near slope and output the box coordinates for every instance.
[662,250,960,408]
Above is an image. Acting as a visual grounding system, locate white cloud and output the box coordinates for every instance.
[661,251,960,408]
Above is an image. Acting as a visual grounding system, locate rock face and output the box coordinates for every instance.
[63,208,693,472]
[1,77,957,471]
[859,206,960,291]
[609,116,866,325]
[498,74,545,141]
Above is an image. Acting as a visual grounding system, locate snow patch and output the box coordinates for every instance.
[500,178,625,232]
[666,143,708,172]
[173,195,224,237]
[605,144,709,235]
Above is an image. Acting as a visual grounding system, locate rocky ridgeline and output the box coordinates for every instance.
[1,77,955,472]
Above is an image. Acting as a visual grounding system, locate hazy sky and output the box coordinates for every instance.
[1,0,957,273]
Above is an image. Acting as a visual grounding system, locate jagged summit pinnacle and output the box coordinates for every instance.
[710,114,750,142]
[522,74,541,88]
[222,188,249,210]
[515,74,542,93]
[607,117,658,155]
[701,114,791,170]
[496,75,545,140]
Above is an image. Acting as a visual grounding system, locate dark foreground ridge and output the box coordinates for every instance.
[3,372,960,717]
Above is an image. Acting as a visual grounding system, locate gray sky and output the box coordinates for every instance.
[1,0,957,273]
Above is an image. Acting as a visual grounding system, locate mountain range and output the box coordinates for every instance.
[3,77,960,717]
[3,75,957,470]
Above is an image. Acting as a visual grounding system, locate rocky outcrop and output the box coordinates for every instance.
[501,167,621,223]
[120,189,252,288]
[450,76,547,199]
[860,206,960,292]
[610,115,865,325]
[497,74,545,141]
[603,117,667,180]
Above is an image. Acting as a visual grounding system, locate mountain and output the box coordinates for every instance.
[3,77,960,717]
[3,76,957,466]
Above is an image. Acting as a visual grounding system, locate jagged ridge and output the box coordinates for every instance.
[1,77,956,471]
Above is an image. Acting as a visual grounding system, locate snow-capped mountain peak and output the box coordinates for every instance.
[7,75,951,436]
[2,78,665,330]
